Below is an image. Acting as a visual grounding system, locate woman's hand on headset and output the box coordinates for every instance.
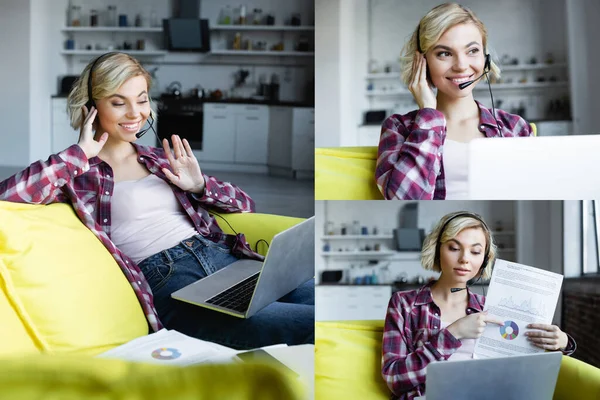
[446,311,503,340]
[77,105,108,159]
[162,134,206,194]
[409,52,437,110]
[524,324,568,351]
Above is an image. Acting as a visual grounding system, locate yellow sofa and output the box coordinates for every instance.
[0,200,304,399]
[315,124,537,200]
[315,320,600,400]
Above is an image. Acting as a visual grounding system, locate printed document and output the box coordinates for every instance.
[98,329,240,365]
[473,259,563,359]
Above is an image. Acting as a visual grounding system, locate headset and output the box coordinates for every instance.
[85,52,160,142]
[416,23,503,137]
[433,212,492,294]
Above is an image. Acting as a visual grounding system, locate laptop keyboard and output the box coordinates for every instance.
[205,273,260,313]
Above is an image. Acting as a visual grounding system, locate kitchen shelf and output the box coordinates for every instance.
[366,73,401,79]
[499,63,567,71]
[61,27,163,32]
[365,81,569,96]
[322,251,397,257]
[61,50,167,56]
[322,235,394,240]
[210,50,314,56]
[211,25,314,32]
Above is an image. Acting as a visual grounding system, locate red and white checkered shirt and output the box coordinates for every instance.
[382,282,576,400]
[375,101,533,200]
[0,144,263,333]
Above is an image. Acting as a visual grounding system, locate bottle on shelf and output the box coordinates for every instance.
[238,5,247,25]
[90,9,98,27]
[107,5,117,27]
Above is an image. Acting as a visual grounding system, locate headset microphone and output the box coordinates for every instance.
[458,54,491,90]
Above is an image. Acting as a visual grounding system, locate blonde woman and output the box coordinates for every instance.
[381,212,575,400]
[375,3,533,200]
[0,52,314,350]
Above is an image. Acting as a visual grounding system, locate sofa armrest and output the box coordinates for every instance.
[554,355,600,400]
[212,212,304,256]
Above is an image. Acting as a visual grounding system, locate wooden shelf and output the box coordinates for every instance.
[210,50,314,56]
[211,25,314,32]
[62,27,163,32]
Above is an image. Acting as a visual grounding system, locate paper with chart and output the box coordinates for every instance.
[473,259,563,359]
[97,329,240,366]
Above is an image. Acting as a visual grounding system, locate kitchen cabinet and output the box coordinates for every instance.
[201,103,269,165]
[268,106,315,178]
[291,108,315,172]
[201,104,236,162]
[316,285,392,321]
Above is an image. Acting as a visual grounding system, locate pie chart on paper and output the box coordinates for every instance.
[151,347,182,360]
[499,321,519,340]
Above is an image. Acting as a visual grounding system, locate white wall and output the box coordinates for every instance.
[314,0,341,147]
[0,0,31,167]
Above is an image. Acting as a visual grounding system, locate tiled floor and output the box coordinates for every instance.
[0,166,314,218]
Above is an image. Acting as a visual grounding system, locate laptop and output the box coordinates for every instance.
[171,216,315,318]
[467,135,600,199]
[423,352,562,400]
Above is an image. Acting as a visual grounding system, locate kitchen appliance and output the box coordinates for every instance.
[157,97,203,150]
[321,270,346,284]
[60,75,80,95]
[163,18,210,52]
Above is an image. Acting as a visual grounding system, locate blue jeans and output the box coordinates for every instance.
[138,234,314,350]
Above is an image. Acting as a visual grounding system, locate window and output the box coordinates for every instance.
[582,200,599,274]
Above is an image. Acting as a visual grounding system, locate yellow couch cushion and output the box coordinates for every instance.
[554,355,600,400]
[315,147,383,200]
[315,320,390,400]
[213,212,303,256]
[0,201,148,356]
[0,354,303,400]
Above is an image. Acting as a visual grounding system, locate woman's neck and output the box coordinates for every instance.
[96,136,137,164]
[436,92,480,123]
[430,274,469,305]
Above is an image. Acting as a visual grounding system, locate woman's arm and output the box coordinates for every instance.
[375,109,446,200]
[188,174,255,213]
[381,294,461,396]
[0,145,89,204]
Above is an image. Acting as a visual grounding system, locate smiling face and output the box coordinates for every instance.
[425,22,486,97]
[439,227,487,284]
[95,75,151,142]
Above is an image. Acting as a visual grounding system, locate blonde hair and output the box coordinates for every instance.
[400,3,500,87]
[421,211,497,280]
[67,52,157,129]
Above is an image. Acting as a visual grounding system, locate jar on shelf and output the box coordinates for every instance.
[70,5,81,26]
[352,220,360,235]
[220,5,233,25]
[252,8,263,25]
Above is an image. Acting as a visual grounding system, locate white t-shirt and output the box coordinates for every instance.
[111,174,198,263]
[443,139,469,199]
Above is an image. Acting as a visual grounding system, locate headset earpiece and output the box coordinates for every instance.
[484,53,491,73]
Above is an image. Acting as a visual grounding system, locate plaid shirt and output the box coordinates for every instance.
[0,144,263,333]
[382,282,576,400]
[375,101,533,200]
